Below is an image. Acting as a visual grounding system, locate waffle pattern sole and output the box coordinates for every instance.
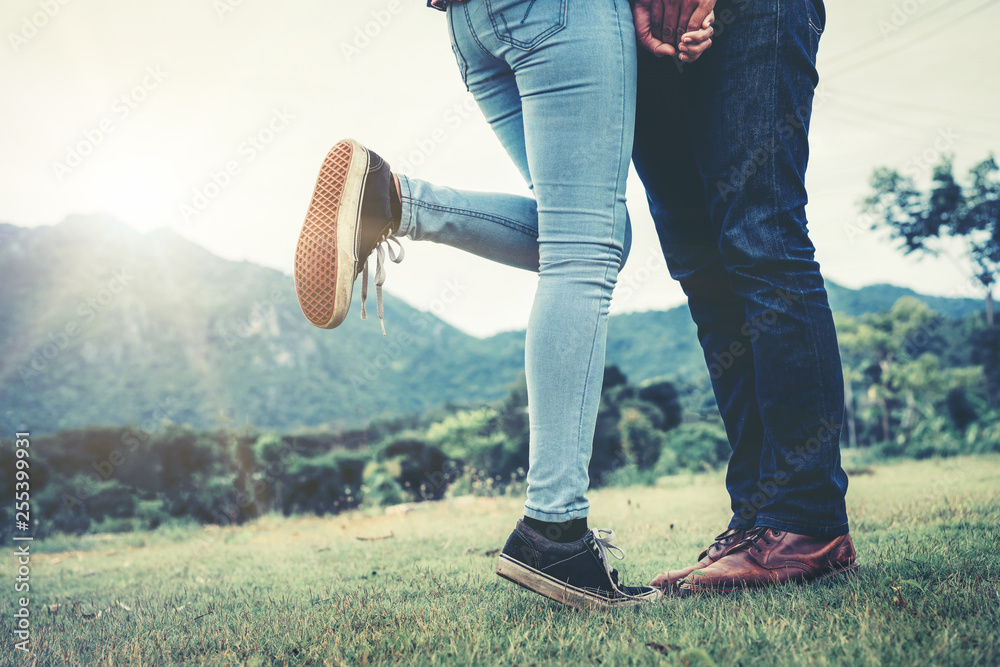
[294,140,367,329]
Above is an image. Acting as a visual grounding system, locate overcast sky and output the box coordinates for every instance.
[2,0,998,336]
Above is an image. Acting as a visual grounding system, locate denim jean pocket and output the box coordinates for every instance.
[486,0,568,50]
[807,0,826,36]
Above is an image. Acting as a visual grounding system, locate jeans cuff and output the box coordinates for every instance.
[754,514,850,539]
[523,503,589,523]
[729,516,756,531]
[396,173,415,238]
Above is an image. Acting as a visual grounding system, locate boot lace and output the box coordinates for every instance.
[731,526,779,554]
[696,527,744,561]
[712,527,743,548]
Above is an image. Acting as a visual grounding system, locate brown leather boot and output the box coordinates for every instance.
[650,527,750,590]
[677,526,859,594]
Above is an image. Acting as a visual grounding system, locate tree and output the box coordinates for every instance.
[837,299,988,446]
[618,402,665,471]
[637,379,683,431]
[837,299,942,444]
[865,154,1000,325]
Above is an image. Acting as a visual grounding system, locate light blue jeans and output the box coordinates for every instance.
[395,0,637,521]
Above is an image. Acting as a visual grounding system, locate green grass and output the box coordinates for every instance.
[3,455,999,666]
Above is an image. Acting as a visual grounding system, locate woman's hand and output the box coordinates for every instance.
[678,12,714,63]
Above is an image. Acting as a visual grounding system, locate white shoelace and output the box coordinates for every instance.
[359,234,405,335]
[592,528,631,594]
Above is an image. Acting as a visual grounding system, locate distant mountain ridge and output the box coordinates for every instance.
[0,216,985,433]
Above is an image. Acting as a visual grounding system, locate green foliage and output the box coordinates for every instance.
[637,379,683,430]
[618,402,665,471]
[865,154,999,322]
[588,367,633,486]
[280,451,366,516]
[838,298,992,453]
[664,421,732,472]
[652,445,681,477]
[81,479,137,521]
[34,474,93,536]
[425,407,504,465]
[252,433,287,466]
[376,438,452,500]
[361,460,410,508]
[970,325,1000,406]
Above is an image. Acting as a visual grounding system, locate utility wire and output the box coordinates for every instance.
[822,100,1000,145]
[821,0,981,65]
[825,0,1000,79]
[824,88,1000,126]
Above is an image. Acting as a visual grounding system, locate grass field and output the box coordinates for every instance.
[3,454,999,666]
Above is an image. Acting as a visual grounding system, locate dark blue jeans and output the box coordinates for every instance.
[631,0,850,538]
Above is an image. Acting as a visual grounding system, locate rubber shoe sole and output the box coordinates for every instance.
[677,560,862,596]
[495,553,662,611]
[294,139,369,329]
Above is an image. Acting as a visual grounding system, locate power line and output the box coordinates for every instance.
[821,105,937,138]
[825,88,1000,126]
[825,0,1000,80]
[821,104,1000,147]
[820,0,980,65]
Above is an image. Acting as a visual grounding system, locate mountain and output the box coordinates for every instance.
[824,282,984,320]
[0,216,986,434]
[0,216,524,434]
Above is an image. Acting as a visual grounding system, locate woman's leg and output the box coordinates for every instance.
[395,176,542,272]
[443,0,637,522]
[298,0,635,520]
[294,0,651,608]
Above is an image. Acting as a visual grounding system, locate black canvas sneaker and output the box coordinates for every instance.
[495,520,662,610]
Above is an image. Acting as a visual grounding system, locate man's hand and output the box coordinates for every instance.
[633,0,717,59]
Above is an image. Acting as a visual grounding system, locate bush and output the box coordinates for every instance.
[966,416,1000,454]
[163,475,244,525]
[83,479,137,521]
[34,474,93,536]
[652,445,681,477]
[361,460,410,507]
[425,408,526,484]
[375,438,454,500]
[618,403,665,471]
[135,498,170,530]
[664,421,732,471]
[280,452,366,516]
[637,379,683,431]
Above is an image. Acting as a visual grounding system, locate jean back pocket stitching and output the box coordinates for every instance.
[487,0,567,50]
[520,0,538,23]
[447,5,473,88]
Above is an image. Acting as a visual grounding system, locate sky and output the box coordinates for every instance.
[2,0,998,337]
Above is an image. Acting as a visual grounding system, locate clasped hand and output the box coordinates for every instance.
[441,0,718,63]
[632,0,717,62]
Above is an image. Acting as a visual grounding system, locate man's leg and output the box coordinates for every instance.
[636,0,849,538]
[632,47,764,532]
[680,0,848,537]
